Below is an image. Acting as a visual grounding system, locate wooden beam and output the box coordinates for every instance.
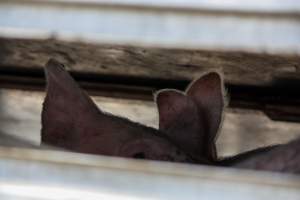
[1,64,300,122]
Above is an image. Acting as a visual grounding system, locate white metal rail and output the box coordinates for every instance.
[0,147,300,200]
[0,0,300,54]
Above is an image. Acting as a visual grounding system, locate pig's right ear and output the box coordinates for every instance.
[41,59,100,148]
[155,89,207,161]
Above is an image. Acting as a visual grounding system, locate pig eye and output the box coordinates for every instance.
[132,152,146,159]
[164,155,175,161]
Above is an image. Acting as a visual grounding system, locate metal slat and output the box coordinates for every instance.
[3,0,300,13]
[0,147,300,200]
[0,0,300,54]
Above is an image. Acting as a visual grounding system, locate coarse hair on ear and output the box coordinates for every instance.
[155,71,227,162]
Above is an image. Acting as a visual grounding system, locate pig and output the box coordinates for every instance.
[42,58,200,163]
[43,58,300,173]
[156,71,300,173]
[233,140,300,173]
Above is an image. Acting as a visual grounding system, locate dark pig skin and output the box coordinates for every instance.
[156,71,300,174]
[41,59,196,163]
[155,72,224,163]
[42,58,300,173]
[233,139,300,173]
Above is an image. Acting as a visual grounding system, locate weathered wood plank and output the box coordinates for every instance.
[1,38,300,86]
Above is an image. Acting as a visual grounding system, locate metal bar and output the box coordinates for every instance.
[0,147,300,200]
[1,65,300,122]
[0,0,300,54]
[3,0,300,13]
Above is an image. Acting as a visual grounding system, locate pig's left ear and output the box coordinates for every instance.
[41,59,101,148]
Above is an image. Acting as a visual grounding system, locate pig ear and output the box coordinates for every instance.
[155,90,207,161]
[156,90,187,130]
[186,72,225,160]
[41,59,100,148]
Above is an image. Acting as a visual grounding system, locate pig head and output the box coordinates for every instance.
[41,59,193,163]
[156,71,300,174]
